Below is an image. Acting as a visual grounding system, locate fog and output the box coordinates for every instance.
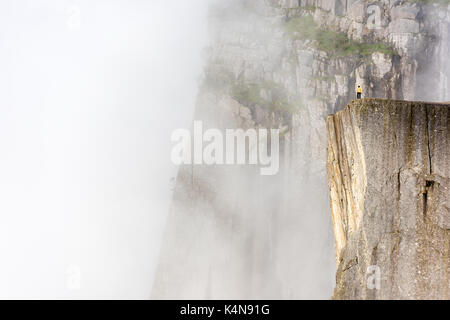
[3,0,447,301]
[0,0,208,299]
[151,0,337,300]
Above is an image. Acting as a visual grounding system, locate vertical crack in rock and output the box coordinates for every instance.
[423,182,428,220]
[425,106,433,175]
[423,180,435,220]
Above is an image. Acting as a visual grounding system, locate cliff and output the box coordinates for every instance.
[327,98,450,299]
[153,0,450,299]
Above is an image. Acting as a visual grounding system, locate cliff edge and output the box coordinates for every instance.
[327,98,450,299]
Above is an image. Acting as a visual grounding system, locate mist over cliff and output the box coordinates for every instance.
[153,0,450,299]
[0,0,208,299]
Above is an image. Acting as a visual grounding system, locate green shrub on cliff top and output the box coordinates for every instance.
[285,16,396,57]
[231,81,297,116]
[231,83,264,106]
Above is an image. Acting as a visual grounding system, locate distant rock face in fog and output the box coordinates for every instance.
[327,99,449,299]
[152,0,450,299]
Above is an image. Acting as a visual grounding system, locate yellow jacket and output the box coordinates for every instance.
[357,87,362,93]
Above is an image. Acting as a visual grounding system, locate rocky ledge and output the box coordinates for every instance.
[326,98,449,299]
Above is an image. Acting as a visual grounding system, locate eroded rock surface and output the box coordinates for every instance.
[327,98,450,299]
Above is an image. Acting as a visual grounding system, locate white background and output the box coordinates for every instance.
[0,0,208,299]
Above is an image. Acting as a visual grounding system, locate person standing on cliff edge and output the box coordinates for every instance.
[356,85,362,99]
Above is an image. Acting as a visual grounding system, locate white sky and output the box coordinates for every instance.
[0,0,208,299]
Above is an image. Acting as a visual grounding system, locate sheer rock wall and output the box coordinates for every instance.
[327,98,449,299]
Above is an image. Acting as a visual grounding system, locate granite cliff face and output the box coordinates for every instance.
[327,98,449,299]
[153,0,450,299]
